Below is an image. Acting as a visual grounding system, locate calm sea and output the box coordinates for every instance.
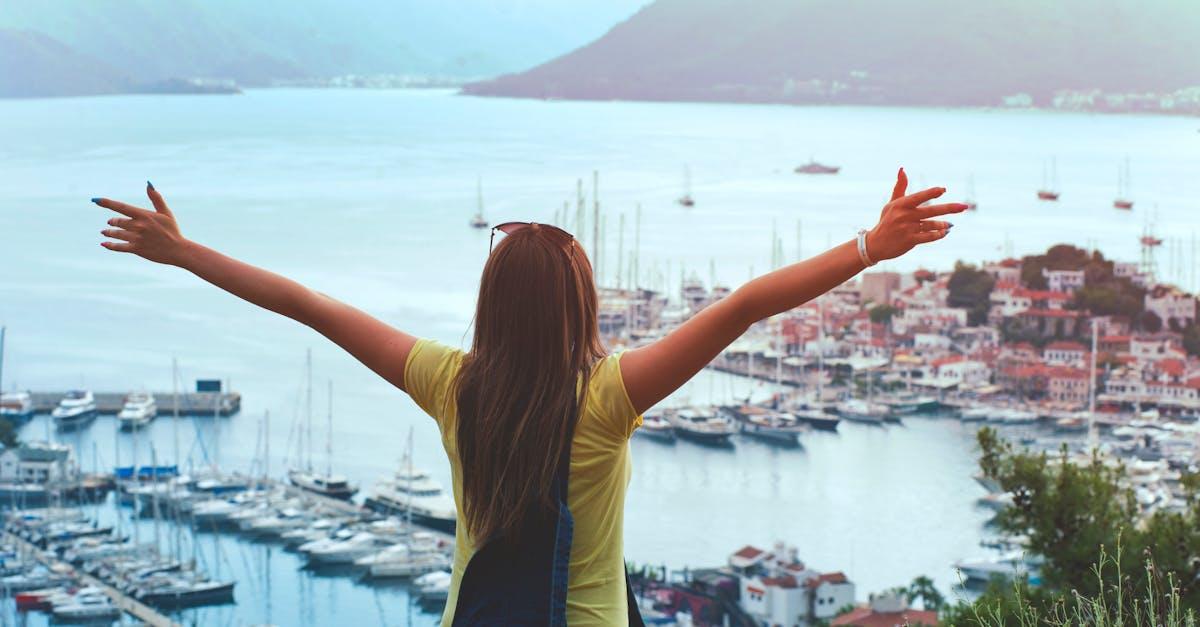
[1,89,1197,625]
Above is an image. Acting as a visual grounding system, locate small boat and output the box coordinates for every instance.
[136,578,236,608]
[117,391,157,430]
[677,165,695,207]
[836,399,890,424]
[14,585,65,611]
[50,588,121,621]
[306,531,380,564]
[669,407,737,446]
[638,411,676,442]
[470,177,489,229]
[1037,158,1060,201]
[0,391,35,423]
[287,469,358,500]
[999,408,1039,424]
[414,570,452,604]
[51,390,97,430]
[963,175,978,210]
[959,406,991,422]
[790,408,840,431]
[1113,158,1133,210]
[794,160,840,175]
[356,532,449,578]
[955,552,1040,586]
[723,405,806,446]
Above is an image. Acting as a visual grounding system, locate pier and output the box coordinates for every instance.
[29,391,241,416]
[5,531,182,627]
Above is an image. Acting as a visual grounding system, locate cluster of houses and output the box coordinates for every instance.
[599,253,1200,416]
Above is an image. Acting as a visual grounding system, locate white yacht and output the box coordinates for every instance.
[836,399,889,424]
[415,570,452,603]
[287,468,357,500]
[959,406,991,422]
[364,462,457,533]
[0,391,34,422]
[306,531,381,565]
[668,407,737,446]
[51,390,97,430]
[117,392,157,430]
[355,532,449,578]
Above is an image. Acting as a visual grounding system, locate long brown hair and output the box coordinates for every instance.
[453,224,605,545]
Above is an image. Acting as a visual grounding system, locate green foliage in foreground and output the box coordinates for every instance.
[942,427,1200,625]
[0,418,18,449]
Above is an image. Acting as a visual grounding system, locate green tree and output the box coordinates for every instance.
[1140,310,1162,333]
[907,575,945,611]
[948,262,995,326]
[868,303,898,325]
[0,419,18,449]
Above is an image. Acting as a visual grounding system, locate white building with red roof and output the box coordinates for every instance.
[1043,340,1088,368]
[730,543,856,626]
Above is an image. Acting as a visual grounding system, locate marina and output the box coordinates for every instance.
[3,87,1199,624]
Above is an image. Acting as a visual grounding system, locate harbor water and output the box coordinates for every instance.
[2,89,1198,624]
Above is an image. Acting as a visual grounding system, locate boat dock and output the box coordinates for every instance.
[4,531,182,627]
[29,391,241,416]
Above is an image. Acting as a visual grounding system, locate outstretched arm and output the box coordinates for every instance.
[620,169,966,414]
[94,183,418,390]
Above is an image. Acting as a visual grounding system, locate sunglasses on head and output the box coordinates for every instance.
[489,222,577,253]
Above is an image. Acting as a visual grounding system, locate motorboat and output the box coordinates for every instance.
[287,468,357,500]
[415,570,452,604]
[836,399,889,424]
[0,391,35,423]
[364,463,457,533]
[50,587,120,621]
[959,406,991,422]
[136,576,235,608]
[668,407,737,446]
[51,389,97,430]
[117,392,157,430]
[789,407,840,431]
[306,531,381,565]
[794,160,840,175]
[637,411,676,442]
[955,552,1040,586]
[724,405,806,445]
[356,532,449,578]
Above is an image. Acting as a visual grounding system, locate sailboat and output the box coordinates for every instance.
[676,165,695,207]
[287,355,357,500]
[1113,159,1134,210]
[963,175,978,211]
[469,177,488,229]
[1037,159,1060,201]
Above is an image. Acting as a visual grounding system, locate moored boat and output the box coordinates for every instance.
[669,407,737,446]
[51,390,97,430]
[117,392,157,430]
[638,411,676,442]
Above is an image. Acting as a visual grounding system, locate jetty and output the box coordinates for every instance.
[29,390,240,416]
[4,531,181,627]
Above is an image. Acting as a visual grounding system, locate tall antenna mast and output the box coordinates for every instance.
[617,212,625,290]
[592,171,600,285]
[634,204,642,290]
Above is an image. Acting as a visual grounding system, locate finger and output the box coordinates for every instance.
[100,241,134,253]
[92,198,150,219]
[912,203,969,220]
[101,228,136,242]
[899,186,947,208]
[891,167,907,201]
[913,229,950,244]
[918,220,953,232]
[146,181,172,216]
[107,217,134,228]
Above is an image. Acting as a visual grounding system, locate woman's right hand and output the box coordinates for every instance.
[865,168,966,262]
[94,182,191,267]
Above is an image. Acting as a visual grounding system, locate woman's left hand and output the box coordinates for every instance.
[866,168,967,262]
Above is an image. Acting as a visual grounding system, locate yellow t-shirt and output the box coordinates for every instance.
[404,339,643,627]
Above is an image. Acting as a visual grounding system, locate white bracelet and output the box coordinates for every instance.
[856,229,875,267]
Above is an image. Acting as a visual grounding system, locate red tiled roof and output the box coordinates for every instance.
[1102,335,1131,343]
[931,355,966,368]
[832,607,940,627]
[1045,341,1087,352]
[732,545,764,560]
[805,572,849,588]
[1156,359,1186,376]
[1014,288,1070,301]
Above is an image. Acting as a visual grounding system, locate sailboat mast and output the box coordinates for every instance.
[172,357,179,471]
[592,171,600,286]
[326,379,333,479]
[0,325,5,395]
[634,204,642,289]
[305,348,313,473]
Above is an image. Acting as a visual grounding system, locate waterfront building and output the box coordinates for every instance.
[983,259,1021,284]
[832,590,938,627]
[928,355,990,388]
[1114,261,1150,287]
[1047,367,1090,405]
[729,543,855,626]
[1043,340,1088,368]
[0,442,70,484]
[1144,285,1197,328]
[1042,268,1086,293]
